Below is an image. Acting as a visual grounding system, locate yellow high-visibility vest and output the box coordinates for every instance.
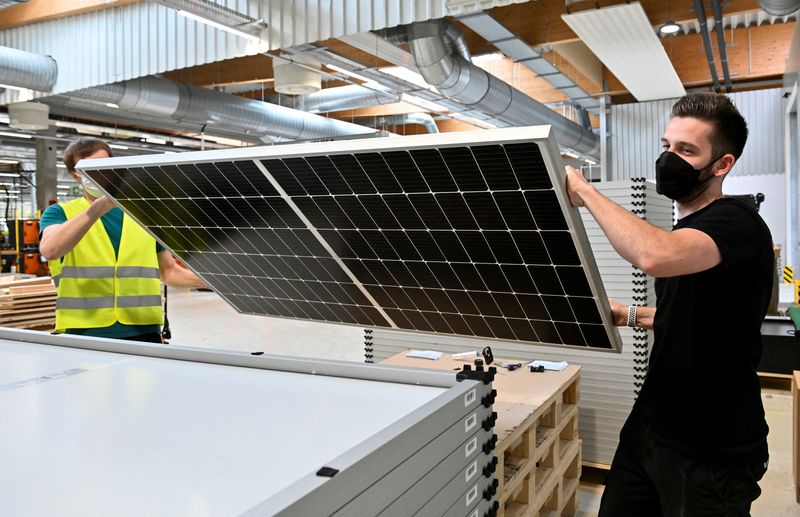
[49,197,163,332]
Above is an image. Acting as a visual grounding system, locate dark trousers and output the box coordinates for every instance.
[599,415,768,517]
[122,332,164,344]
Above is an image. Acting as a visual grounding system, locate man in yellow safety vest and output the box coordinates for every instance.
[40,138,205,343]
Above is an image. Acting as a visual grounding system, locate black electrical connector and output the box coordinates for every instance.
[483,478,499,500]
[482,456,498,478]
[481,389,497,408]
[482,412,498,431]
[482,434,498,454]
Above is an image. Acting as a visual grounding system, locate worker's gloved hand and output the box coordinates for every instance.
[609,299,628,327]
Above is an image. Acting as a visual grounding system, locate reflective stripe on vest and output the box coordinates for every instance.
[50,197,164,332]
[56,296,115,310]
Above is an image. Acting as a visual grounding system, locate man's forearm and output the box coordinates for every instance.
[634,306,656,330]
[40,203,106,260]
[163,265,206,289]
[577,185,670,273]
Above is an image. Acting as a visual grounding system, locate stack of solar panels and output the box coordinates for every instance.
[366,179,672,465]
[250,367,501,517]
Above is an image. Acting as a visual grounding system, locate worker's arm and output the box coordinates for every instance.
[39,197,115,260]
[565,167,721,278]
[157,250,207,289]
[609,300,656,330]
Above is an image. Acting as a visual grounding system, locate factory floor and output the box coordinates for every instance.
[166,288,799,517]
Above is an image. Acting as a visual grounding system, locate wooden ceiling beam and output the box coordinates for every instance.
[604,21,796,94]
[460,0,763,55]
[0,0,140,30]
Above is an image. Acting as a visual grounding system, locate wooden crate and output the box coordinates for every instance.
[0,275,56,331]
[382,352,582,516]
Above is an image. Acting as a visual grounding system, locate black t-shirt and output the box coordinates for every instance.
[632,198,773,457]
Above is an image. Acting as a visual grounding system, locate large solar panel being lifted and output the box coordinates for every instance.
[81,126,622,352]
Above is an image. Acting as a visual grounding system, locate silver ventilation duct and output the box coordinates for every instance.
[55,77,377,141]
[378,23,472,62]
[0,45,58,91]
[757,0,800,15]
[274,84,401,113]
[405,21,600,158]
[355,113,439,133]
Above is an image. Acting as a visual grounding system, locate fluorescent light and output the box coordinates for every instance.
[0,173,20,177]
[584,158,597,165]
[109,144,129,150]
[145,137,167,145]
[562,151,580,159]
[177,10,261,42]
[0,160,20,165]
[105,102,120,109]
[659,21,681,35]
[0,131,32,139]
[379,67,435,91]
[0,83,31,92]
[5,190,20,194]
[449,113,496,130]
[57,163,66,168]
[325,64,374,84]
[400,93,448,114]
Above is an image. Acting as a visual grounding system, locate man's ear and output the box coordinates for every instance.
[715,154,735,177]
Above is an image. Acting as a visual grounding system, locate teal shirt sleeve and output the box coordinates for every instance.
[39,204,67,238]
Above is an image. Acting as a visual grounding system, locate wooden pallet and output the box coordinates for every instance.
[382,352,582,517]
[497,374,581,517]
[0,276,56,331]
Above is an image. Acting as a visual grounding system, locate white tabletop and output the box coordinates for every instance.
[0,340,446,517]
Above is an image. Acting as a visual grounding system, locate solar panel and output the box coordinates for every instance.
[81,126,622,352]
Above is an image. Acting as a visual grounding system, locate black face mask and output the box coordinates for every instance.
[655,151,722,201]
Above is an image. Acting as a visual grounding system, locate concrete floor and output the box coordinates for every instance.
[167,288,799,516]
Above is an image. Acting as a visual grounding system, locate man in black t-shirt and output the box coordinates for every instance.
[566,93,772,516]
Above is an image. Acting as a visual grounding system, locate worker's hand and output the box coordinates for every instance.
[609,299,628,327]
[565,165,590,208]
[90,195,116,217]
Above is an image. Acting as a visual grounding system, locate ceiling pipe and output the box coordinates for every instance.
[693,0,721,93]
[711,0,733,93]
[0,45,57,92]
[405,20,599,159]
[378,23,472,62]
[50,76,377,142]
[757,0,800,15]
[272,83,401,113]
[353,113,439,133]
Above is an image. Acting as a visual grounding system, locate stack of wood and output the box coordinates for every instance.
[0,275,56,331]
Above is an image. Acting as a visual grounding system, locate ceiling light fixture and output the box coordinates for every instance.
[0,160,20,165]
[109,144,129,150]
[0,131,32,139]
[659,20,681,35]
[177,10,261,43]
[144,137,167,145]
[105,102,120,109]
[325,64,374,84]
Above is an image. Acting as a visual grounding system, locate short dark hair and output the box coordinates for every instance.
[670,93,748,160]
[63,138,113,173]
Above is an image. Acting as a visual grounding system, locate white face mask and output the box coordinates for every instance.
[79,173,104,198]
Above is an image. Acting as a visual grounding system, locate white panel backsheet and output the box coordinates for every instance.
[0,340,445,517]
